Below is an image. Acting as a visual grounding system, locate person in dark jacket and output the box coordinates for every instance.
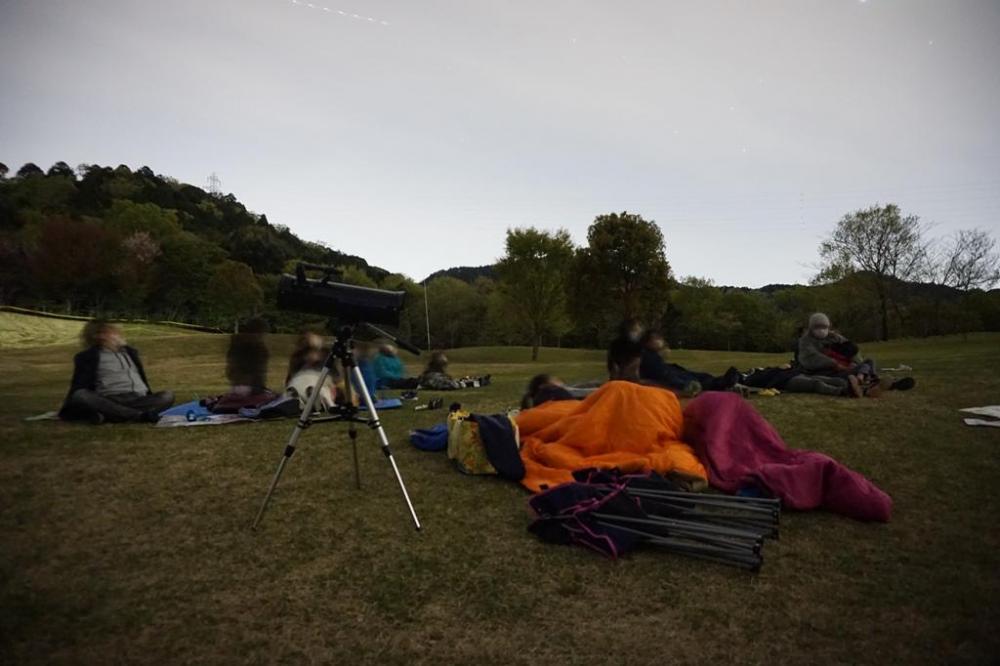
[607,319,645,381]
[639,330,740,394]
[59,319,175,424]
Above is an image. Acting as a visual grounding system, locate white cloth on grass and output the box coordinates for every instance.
[960,406,1000,419]
[960,405,1000,428]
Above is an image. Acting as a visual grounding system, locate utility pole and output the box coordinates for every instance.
[423,280,431,350]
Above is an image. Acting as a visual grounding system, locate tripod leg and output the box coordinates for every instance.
[350,365,422,531]
[251,366,331,530]
[349,427,361,489]
[340,367,362,490]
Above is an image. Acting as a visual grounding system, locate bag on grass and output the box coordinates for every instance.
[447,410,521,477]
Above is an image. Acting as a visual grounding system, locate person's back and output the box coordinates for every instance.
[373,349,404,382]
[226,325,270,393]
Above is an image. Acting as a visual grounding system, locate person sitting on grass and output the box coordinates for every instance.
[59,319,175,424]
[607,318,645,381]
[284,330,344,409]
[418,351,462,390]
[225,317,270,395]
[373,341,419,390]
[639,330,741,395]
[798,312,915,394]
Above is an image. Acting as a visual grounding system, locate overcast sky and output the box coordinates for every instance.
[2,0,998,286]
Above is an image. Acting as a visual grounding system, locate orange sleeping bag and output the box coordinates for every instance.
[516,381,707,492]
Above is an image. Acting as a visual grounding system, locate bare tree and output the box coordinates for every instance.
[815,203,931,340]
[937,228,1000,292]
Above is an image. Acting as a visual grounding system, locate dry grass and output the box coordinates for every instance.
[1,329,998,664]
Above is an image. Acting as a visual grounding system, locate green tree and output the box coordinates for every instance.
[46,161,76,179]
[570,211,673,343]
[16,163,43,178]
[425,276,484,348]
[496,227,575,360]
[338,264,378,288]
[104,199,181,240]
[27,216,119,311]
[937,228,1000,292]
[114,231,162,313]
[815,204,930,340]
[153,232,226,320]
[227,225,290,274]
[208,260,264,331]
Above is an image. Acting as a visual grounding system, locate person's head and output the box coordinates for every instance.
[354,341,375,360]
[82,319,124,351]
[296,330,325,352]
[378,341,397,357]
[641,330,666,352]
[521,374,565,409]
[426,351,449,373]
[808,312,831,339]
[617,318,645,343]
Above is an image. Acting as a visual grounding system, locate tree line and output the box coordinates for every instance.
[1,161,998,355]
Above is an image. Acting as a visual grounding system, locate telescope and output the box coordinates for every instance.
[253,262,423,533]
[277,263,405,327]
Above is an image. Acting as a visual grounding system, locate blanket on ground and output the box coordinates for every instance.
[516,381,707,492]
[682,392,892,522]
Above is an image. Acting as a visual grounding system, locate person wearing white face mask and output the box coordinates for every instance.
[798,313,861,373]
[797,313,915,396]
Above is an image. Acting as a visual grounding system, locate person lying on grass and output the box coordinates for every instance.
[59,319,175,424]
[739,364,857,397]
[521,374,604,409]
[798,312,915,395]
[638,330,741,395]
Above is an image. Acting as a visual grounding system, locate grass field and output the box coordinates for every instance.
[1,321,999,664]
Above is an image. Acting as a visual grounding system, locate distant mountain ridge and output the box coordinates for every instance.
[424,265,496,284]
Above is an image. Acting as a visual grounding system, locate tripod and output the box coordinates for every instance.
[251,323,422,531]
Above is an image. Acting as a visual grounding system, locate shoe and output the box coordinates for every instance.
[89,412,106,425]
[889,377,916,391]
[140,410,161,423]
[847,375,863,398]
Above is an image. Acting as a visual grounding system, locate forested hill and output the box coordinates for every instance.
[424,265,496,283]
[0,161,390,325]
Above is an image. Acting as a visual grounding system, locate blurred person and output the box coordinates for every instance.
[225,317,270,394]
[639,330,740,394]
[59,319,175,424]
[373,341,419,389]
